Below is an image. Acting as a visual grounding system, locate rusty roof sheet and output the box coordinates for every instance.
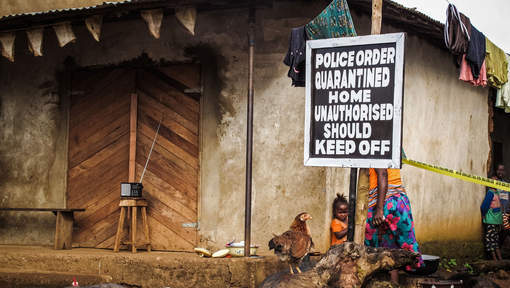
[0,1,135,20]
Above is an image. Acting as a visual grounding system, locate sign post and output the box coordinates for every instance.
[355,0,383,244]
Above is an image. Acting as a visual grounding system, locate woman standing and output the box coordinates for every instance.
[365,168,422,284]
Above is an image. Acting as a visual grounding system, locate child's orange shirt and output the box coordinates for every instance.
[330,218,347,246]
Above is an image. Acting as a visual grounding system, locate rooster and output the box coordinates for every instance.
[268,212,313,274]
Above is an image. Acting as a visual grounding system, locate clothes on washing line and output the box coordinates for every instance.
[459,54,487,87]
[465,26,485,79]
[496,54,510,113]
[283,26,307,87]
[444,3,471,55]
[486,38,509,89]
[305,0,357,40]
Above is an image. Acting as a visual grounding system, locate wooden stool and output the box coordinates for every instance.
[113,198,151,253]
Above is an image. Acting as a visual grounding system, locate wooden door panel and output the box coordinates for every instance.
[68,65,200,251]
[135,65,200,250]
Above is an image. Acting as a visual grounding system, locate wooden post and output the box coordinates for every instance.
[113,207,126,252]
[128,93,138,182]
[347,169,357,241]
[371,0,383,35]
[354,0,383,244]
[54,211,74,249]
[354,169,369,243]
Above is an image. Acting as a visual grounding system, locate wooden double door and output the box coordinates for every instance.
[67,64,200,251]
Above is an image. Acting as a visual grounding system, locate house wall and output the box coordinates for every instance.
[0,1,490,257]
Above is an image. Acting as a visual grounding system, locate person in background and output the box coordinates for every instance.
[491,164,509,248]
[365,168,422,285]
[481,187,503,261]
[331,194,348,246]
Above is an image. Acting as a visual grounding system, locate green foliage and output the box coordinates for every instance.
[464,263,474,275]
[440,258,457,272]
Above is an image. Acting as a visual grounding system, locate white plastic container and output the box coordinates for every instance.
[227,246,258,257]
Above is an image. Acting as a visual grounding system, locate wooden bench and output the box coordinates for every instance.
[0,208,85,250]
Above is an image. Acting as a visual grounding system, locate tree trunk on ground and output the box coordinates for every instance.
[260,242,418,288]
[471,260,510,273]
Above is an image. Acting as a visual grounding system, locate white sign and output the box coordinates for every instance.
[304,33,405,168]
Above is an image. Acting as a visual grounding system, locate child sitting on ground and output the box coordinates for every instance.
[331,194,349,246]
[481,188,503,261]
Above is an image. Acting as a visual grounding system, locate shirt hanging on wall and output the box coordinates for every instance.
[444,3,471,55]
[496,54,510,113]
[459,54,487,87]
[486,38,509,89]
[465,26,486,79]
[305,0,357,40]
[283,26,308,87]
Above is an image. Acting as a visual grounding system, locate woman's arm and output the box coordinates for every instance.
[373,168,388,226]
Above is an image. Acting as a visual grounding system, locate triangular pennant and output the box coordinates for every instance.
[0,32,15,62]
[85,15,103,42]
[175,7,197,35]
[26,28,44,56]
[53,22,76,47]
[141,9,163,39]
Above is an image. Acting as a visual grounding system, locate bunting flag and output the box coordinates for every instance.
[85,15,103,42]
[53,22,76,47]
[141,9,163,39]
[175,7,197,35]
[26,28,44,56]
[0,32,15,62]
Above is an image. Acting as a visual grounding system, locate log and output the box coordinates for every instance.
[261,242,419,288]
[471,260,510,273]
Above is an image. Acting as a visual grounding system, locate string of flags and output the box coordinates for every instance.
[0,6,197,62]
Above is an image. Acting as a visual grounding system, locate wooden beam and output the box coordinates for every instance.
[129,93,138,182]
[371,0,382,35]
[54,211,74,249]
[354,0,383,245]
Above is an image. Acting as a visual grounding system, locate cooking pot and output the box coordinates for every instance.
[406,254,440,275]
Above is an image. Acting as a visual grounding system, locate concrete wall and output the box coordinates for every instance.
[0,28,69,244]
[0,1,491,257]
[0,0,124,17]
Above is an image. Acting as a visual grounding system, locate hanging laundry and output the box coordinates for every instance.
[465,26,485,79]
[459,54,487,87]
[496,54,510,113]
[283,26,307,87]
[486,38,508,89]
[305,0,356,40]
[444,3,471,55]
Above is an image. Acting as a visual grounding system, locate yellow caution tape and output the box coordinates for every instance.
[403,158,510,192]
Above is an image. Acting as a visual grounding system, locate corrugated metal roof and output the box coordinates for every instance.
[0,1,134,20]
